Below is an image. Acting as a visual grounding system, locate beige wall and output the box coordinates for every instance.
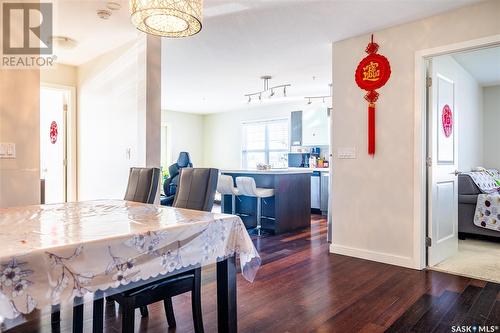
[331,0,500,268]
[483,85,500,170]
[161,110,205,167]
[0,69,40,207]
[40,64,77,87]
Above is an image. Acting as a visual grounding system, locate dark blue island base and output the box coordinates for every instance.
[221,171,311,235]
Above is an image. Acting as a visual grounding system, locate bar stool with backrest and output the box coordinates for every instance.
[217,174,239,214]
[235,176,275,236]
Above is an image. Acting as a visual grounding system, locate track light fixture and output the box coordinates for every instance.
[304,83,332,105]
[244,76,291,103]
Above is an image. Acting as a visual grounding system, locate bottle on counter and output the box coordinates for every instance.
[309,156,317,168]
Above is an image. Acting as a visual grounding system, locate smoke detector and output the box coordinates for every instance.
[52,36,78,50]
[97,9,111,19]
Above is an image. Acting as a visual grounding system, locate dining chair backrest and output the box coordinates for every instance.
[173,168,219,212]
[124,167,161,204]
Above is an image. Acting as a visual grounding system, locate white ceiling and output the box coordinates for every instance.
[52,1,138,66]
[52,0,481,114]
[453,46,500,86]
[162,0,481,114]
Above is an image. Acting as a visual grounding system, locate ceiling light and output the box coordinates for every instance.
[244,76,291,103]
[304,84,332,105]
[130,0,203,38]
[97,9,112,19]
[52,36,78,50]
[248,96,251,103]
[107,1,122,10]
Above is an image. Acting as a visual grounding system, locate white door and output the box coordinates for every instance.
[427,58,459,266]
[40,88,67,204]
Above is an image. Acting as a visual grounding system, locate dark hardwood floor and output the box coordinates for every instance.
[4,214,500,332]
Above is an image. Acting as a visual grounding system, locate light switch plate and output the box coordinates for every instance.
[338,147,356,159]
[0,143,16,159]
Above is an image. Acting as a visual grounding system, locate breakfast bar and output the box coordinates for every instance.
[221,169,312,234]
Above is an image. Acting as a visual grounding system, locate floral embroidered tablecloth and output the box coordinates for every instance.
[0,200,260,320]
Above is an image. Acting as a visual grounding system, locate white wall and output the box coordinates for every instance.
[435,55,484,172]
[161,110,204,167]
[77,36,161,201]
[202,101,304,170]
[331,0,500,268]
[483,85,500,170]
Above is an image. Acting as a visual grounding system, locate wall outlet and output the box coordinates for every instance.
[337,147,356,159]
[0,143,16,159]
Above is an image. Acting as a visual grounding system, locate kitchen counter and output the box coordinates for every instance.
[221,168,313,174]
[289,167,330,173]
[220,170,311,234]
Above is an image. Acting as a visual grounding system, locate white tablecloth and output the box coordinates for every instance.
[0,200,260,319]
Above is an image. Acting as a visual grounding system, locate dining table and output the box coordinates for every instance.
[0,200,261,333]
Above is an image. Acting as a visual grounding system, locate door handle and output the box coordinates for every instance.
[450,170,461,176]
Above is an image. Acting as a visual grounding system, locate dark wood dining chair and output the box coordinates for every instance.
[51,167,160,333]
[107,168,219,333]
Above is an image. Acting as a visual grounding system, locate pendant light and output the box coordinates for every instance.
[130,0,203,37]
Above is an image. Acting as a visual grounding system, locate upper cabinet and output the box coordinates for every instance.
[302,106,329,146]
[290,111,303,146]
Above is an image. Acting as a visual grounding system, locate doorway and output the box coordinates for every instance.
[424,43,500,282]
[40,85,76,204]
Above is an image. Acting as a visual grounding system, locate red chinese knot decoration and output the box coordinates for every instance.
[355,34,391,156]
[50,121,58,144]
[441,104,453,138]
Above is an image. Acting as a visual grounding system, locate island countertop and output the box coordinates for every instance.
[221,169,313,175]
[220,170,311,234]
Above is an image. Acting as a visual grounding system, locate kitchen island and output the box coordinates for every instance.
[221,169,312,234]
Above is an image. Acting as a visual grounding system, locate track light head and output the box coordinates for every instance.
[269,89,275,98]
[283,86,287,97]
[248,96,251,103]
[307,98,312,105]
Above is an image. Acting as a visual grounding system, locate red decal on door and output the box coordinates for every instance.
[50,121,58,144]
[441,104,453,138]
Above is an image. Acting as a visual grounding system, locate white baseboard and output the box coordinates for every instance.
[329,243,419,269]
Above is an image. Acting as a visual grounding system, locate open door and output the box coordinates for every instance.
[40,87,67,204]
[427,58,459,266]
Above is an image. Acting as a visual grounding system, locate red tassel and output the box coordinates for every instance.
[368,103,375,155]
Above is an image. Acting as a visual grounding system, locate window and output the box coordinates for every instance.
[242,119,289,169]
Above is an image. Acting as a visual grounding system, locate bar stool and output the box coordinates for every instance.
[217,175,239,214]
[235,176,274,236]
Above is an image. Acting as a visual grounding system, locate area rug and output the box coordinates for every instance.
[432,239,500,283]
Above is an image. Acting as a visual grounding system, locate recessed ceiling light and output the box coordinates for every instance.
[106,1,122,10]
[106,1,121,10]
[52,36,78,50]
[97,9,111,20]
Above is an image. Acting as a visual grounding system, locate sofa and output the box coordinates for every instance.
[458,173,500,239]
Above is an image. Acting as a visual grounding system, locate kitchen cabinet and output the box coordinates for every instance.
[302,106,329,146]
[290,111,302,146]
